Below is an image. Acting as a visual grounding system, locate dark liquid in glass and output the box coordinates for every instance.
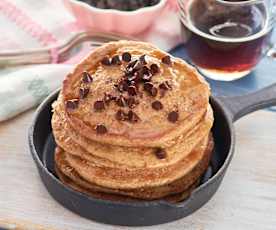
[182,0,271,74]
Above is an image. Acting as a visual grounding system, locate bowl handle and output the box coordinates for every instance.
[216,83,276,122]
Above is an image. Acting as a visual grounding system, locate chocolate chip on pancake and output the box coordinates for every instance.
[139,54,147,65]
[94,100,105,111]
[159,81,171,90]
[127,110,140,123]
[101,56,111,66]
[122,52,131,62]
[149,86,158,97]
[161,55,172,65]
[82,71,93,84]
[111,55,122,65]
[126,59,138,70]
[95,124,108,134]
[66,99,79,110]
[127,85,137,96]
[152,100,163,110]
[144,82,153,92]
[141,66,152,82]
[155,148,167,159]
[133,60,143,72]
[116,95,127,107]
[168,111,179,123]
[79,88,90,99]
[150,63,159,75]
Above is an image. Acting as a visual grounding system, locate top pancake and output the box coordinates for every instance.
[62,41,210,148]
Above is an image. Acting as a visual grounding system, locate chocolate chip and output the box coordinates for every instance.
[128,85,137,96]
[128,110,140,123]
[168,111,179,123]
[111,55,122,65]
[144,82,153,92]
[141,66,152,81]
[116,109,127,121]
[122,52,131,62]
[66,99,79,110]
[139,54,147,65]
[161,55,172,65]
[127,96,138,108]
[155,148,167,159]
[159,81,171,90]
[79,88,90,99]
[95,124,107,134]
[117,79,129,92]
[150,86,158,97]
[94,100,105,111]
[127,60,138,70]
[133,60,143,71]
[152,100,163,110]
[150,63,159,75]
[116,95,127,107]
[101,56,111,65]
[82,71,93,84]
[159,89,166,98]
[103,93,113,105]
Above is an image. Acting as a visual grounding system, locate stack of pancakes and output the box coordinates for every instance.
[52,41,214,202]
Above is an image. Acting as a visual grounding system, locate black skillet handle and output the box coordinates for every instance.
[216,83,276,122]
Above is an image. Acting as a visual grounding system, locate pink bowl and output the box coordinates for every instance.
[64,0,167,35]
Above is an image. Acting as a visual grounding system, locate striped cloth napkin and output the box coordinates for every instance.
[0,0,181,122]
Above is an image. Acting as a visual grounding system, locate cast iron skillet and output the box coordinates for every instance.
[28,83,276,226]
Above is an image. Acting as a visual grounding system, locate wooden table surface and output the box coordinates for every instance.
[0,108,276,230]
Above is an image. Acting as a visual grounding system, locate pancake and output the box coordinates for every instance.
[62,41,210,148]
[55,166,199,203]
[55,135,213,199]
[52,40,214,202]
[52,96,214,169]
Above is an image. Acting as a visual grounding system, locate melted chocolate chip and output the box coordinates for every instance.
[144,82,153,92]
[128,85,137,96]
[152,100,163,110]
[79,88,90,99]
[122,52,131,62]
[168,111,179,123]
[111,55,122,65]
[82,71,93,84]
[66,99,79,110]
[150,64,159,75]
[150,86,158,97]
[94,100,105,111]
[101,56,111,66]
[155,148,167,159]
[116,95,127,107]
[128,110,140,123]
[161,55,172,65]
[116,109,127,121]
[95,124,107,134]
[139,54,147,65]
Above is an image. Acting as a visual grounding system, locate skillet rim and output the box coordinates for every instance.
[28,89,235,208]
